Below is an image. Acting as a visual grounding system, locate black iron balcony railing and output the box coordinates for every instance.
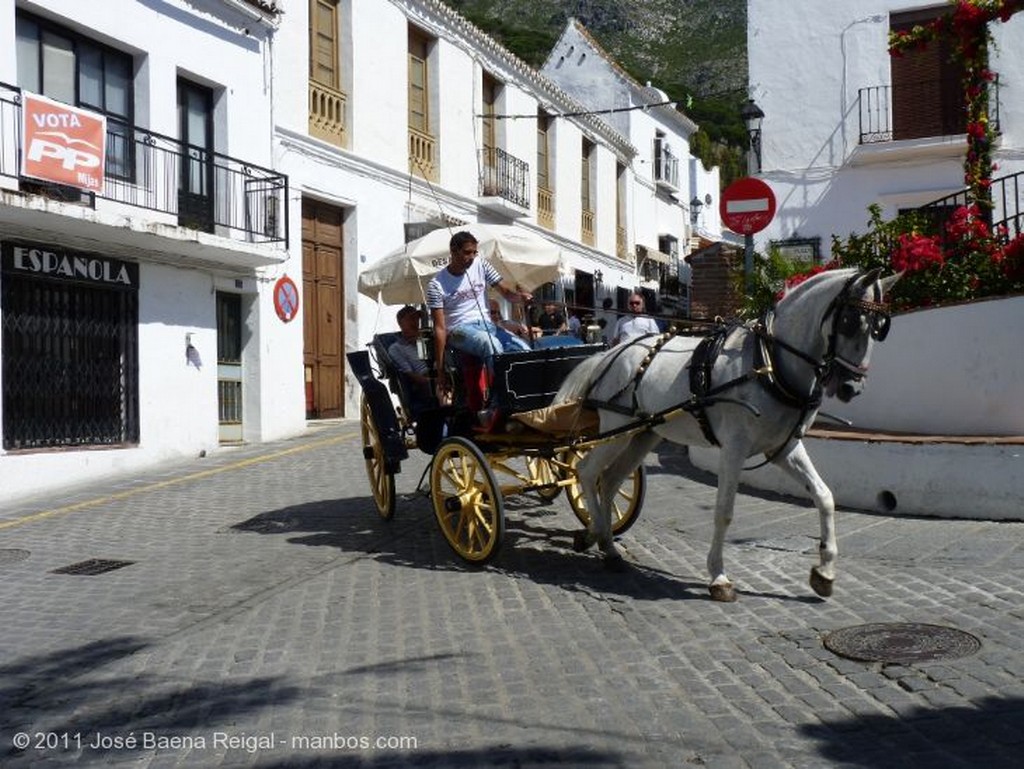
[919,170,1024,242]
[0,83,287,245]
[479,146,530,209]
[858,76,1000,145]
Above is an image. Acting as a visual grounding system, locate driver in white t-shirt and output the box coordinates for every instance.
[426,231,532,397]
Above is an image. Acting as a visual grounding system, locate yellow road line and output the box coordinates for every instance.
[0,431,358,531]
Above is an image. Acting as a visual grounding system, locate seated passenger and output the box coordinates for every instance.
[489,299,536,344]
[386,305,434,416]
[427,231,532,402]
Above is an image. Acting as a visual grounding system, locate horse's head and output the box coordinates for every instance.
[820,268,898,402]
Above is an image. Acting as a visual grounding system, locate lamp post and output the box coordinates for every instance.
[740,98,765,291]
[740,97,765,175]
[689,196,703,226]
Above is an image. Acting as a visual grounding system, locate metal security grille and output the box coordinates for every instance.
[2,274,139,450]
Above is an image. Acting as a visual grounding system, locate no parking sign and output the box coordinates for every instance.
[273,275,299,323]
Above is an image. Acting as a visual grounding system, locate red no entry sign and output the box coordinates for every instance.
[720,177,776,235]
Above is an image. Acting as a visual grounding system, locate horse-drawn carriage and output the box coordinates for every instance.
[350,226,646,564]
[354,226,898,600]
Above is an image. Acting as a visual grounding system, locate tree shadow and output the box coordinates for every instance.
[797,695,1024,769]
[1,636,302,764]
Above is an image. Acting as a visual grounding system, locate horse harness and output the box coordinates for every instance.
[584,274,891,458]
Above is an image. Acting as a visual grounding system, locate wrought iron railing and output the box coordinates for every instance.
[919,170,1024,241]
[654,146,679,189]
[479,147,530,208]
[0,83,288,244]
[858,76,1000,145]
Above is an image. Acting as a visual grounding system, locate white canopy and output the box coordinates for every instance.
[357,224,564,305]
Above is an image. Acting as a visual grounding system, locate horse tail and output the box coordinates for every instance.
[554,353,604,404]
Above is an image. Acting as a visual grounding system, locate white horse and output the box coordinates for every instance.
[556,268,898,601]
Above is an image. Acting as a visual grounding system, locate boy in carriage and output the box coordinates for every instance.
[427,231,532,409]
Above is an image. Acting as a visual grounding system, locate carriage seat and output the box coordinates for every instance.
[371,332,437,420]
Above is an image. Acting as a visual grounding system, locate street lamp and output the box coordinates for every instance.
[689,196,703,226]
[740,98,765,175]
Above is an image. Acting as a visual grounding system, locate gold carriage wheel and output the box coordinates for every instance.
[430,437,505,564]
[360,396,396,521]
[525,456,563,503]
[564,448,646,535]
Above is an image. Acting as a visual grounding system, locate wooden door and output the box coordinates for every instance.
[302,199,345,418]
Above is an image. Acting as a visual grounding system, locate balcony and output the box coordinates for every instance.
[653,145,680,192]
[409,126,438,182]
[308,80,347,148]
[858,76,1000,145]
[581,209,595,246]
[537,186,555,230]
[478,147,529,217]
[0,84,288,266]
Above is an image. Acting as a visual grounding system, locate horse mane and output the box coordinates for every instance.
[775,267,861,308]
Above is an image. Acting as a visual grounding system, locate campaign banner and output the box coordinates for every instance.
[21,92,106,194]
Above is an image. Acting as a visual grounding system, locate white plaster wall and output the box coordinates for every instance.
[748,0,1024,255]
[830,296,1024,436]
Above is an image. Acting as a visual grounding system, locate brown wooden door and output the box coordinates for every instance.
[302,199,345,418]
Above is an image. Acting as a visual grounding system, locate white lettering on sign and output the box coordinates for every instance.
[726,199,770,214]
[11,246,133,286]
[31,112,84,129]
[27,133,102,173]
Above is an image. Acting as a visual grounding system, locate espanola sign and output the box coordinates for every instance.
[720,177,777,235]
[21,93,107,194]
[2,244,137,289]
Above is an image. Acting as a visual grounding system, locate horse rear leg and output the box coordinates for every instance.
[773,440,837,598]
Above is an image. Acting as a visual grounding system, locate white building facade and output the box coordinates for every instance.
[541,19,722,314]
[275,0,652,419]
[0,0,301,501]
[748,0,1024,258]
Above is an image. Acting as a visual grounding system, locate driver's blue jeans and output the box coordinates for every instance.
[447,319,530,374]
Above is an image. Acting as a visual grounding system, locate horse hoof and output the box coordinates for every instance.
[604,553,628,573]
[709,583,737,602]
[810,568,834,598]
[572,530,592,553]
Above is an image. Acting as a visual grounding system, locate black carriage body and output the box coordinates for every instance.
[490,344,604,413]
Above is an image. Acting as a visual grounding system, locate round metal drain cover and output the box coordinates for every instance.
[0,548,31,567]
[823,622,981,663]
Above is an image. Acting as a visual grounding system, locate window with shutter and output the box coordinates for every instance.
[890,8,966,140]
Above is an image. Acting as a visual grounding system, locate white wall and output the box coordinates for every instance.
[748,0,1024,255]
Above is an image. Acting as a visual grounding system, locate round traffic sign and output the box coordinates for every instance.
[273,275,299,323]
[720,177,777,235]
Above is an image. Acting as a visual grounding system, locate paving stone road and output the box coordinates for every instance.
[0,419,1021,768]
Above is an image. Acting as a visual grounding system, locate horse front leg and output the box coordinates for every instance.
[708,445,745,602]
[773,439,837,598]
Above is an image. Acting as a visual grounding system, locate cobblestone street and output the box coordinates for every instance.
[1,419,1021,768]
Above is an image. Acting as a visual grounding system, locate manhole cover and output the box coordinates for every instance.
[823,622,981,663]
[51,558,135,576]
[0,549,31,566]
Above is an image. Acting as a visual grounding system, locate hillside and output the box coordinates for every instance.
[442,0,749,179]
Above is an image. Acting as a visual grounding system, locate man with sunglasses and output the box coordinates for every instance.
[612,293,660,345]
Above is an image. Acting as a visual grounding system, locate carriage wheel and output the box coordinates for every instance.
[430,437,505,564]
[360,396,396,521]
[564,449,646,535]
[525,456,563,503]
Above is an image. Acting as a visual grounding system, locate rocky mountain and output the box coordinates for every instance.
[442,0,749,178]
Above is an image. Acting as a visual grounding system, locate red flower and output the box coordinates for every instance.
[891,233,944,273]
